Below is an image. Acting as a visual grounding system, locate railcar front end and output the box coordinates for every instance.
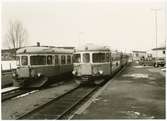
[72,50,111,85]
[12,46,73,88]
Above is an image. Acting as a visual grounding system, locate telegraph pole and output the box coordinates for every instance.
[151,8,160,58]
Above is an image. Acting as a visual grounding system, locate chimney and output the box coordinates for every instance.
[37,42,40,47]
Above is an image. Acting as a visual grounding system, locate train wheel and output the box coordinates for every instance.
[74,80,81,85]
[94,79,105,85]
[13,79,24,87]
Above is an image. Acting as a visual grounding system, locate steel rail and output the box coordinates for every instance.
[17,86,98,120]
[2,88,32,102]
[56,86,98,119]
[17,86,80,119]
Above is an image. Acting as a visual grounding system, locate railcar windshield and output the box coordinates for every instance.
[93,53,105,63]
[30,55,46,65]
[16,56,20,66]
[83,53,90,63]
[73,54,81,63]
[21,56,28,66]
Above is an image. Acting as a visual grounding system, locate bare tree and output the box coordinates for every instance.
[6,20,28,49]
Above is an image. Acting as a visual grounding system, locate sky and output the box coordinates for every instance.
[1,0,166,52]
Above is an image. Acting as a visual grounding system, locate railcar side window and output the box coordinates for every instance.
[21,56,28,66]
[106,53,110,62]
[47,55,53,65]
[83,53,90,63]
[30,56,46,65]
[67,55,71,64]
[61,55,66,64]
[73,54,81,63]
[55,55,59,65]
[93,53,105,63]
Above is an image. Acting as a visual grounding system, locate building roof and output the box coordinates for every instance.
[152,47,166,50]
[1,48,18,53]
[132,51,146,53]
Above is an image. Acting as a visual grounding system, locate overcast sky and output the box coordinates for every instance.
[1,0,166,52]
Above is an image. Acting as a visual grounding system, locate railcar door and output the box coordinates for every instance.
[54,55,61,76]
[109,53,112,75]
[60,55,66,74]
[81,53,92,75]
[17,56,30,78]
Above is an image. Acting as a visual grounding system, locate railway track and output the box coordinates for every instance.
[17,86,98,119]
[2,88,35,102]
[1,80,71,102]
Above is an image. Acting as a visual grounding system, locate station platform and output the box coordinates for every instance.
[73,63,165,119]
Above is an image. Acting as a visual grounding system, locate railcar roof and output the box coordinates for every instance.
[75,45,110,52]
[17,46,74,54]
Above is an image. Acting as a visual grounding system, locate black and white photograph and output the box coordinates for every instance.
[1,0,166,119]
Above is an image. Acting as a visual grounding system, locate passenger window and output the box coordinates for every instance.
[67,55,71,64]
[83,53,90,63]
[30,55,46,65]
[61,55,66,64]
[47,55,52,65]
[21,56,28,66]
[55,55,59,65]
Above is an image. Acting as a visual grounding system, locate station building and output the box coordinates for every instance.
[132,51,147,61]
[151,46,166,59]
[1,48,18,61]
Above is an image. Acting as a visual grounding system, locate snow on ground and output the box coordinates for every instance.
[161,68,166,72]
[1,87,19,93]
[123,73,149,78]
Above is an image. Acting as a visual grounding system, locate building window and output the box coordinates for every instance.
[163,51,165,54]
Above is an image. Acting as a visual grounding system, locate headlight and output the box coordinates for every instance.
[12,72,18,78]
[72,71,76,75]
[12,73,16,77]
[98,70,103,75]
[37,73,41,77]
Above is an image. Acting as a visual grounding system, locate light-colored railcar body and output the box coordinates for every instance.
[12,45,74,88]
[72,45,129,85]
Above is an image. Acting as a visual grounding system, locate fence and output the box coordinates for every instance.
[1,60,17,72]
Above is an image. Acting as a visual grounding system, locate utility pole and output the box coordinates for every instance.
[78,32,84,47]
[151,8,160,58]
